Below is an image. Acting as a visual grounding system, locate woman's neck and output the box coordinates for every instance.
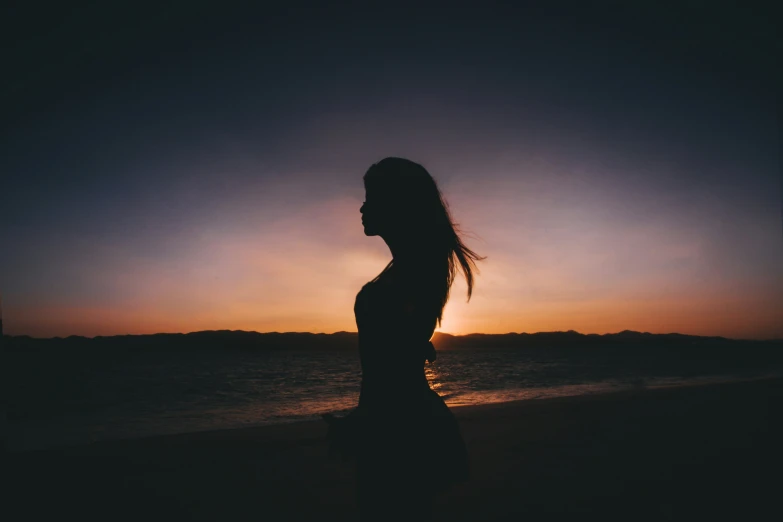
[383,234,413,264]
[382,235,444,278]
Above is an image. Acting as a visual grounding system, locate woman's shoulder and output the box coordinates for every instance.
[388,259,441,280]
[367,261,444,303]
[356,280,377,299]
[395,261,444,289]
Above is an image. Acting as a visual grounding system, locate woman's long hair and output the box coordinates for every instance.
[364,157,485,326]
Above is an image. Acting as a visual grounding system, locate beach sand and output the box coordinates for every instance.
[7,377,782,521]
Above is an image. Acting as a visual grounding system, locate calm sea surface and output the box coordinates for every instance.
[7,346,780,451]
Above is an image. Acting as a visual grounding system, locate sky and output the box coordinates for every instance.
[1,1,781,339]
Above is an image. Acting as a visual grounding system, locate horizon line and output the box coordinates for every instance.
[5,328,780,343]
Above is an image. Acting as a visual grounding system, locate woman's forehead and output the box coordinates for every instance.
[365,185,398,198]
[364,184,386,197]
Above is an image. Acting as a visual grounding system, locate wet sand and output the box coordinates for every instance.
[7,377,782,521]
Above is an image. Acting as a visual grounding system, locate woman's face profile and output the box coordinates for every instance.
[360,187,391,237]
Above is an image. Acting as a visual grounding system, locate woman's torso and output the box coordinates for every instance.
[353,266,435,411]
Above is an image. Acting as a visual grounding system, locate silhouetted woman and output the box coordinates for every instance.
[324,157,484,521]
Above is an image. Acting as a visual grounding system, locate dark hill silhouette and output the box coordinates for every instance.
[4,329,781,353]
[430,329,744,350]
[4,330,358,352]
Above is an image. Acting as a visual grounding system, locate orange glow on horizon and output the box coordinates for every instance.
[5,194,783,341]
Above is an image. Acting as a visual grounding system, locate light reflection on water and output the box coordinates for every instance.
[7,348,778,452]
[424,363,443,390]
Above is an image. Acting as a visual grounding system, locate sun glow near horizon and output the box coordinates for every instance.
[5,187,782,341]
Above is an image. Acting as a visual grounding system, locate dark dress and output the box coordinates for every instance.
[326,265,470,519]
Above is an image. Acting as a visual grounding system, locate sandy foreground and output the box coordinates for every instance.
[6,377,782,521]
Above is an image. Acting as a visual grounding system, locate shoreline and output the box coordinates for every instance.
[9,373,781,455]
[9,373,779,455]
[7,375,782,521]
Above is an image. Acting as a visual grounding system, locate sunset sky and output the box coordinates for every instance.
[2,2,781,339]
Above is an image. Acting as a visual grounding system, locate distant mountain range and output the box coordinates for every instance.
[4,329,780,352]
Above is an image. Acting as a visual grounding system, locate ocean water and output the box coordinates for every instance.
[6,346,780,452]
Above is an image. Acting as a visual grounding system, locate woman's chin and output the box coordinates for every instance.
[363,225,378,236]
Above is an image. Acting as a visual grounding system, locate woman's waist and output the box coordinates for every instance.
[360,364,428,382]
[357,384,445,418]
[359,371,431,395]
